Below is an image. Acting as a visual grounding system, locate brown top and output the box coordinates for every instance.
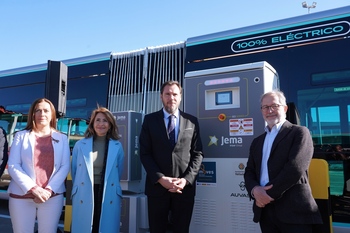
[34,134,54,187]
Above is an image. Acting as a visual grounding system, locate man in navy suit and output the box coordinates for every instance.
[140,80,203,233]
[0,127,8,178]
[244,90,322,233]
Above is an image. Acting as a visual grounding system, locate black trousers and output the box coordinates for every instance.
[259,203,313,233]
[147,193,194,233]
[92,184,102,233]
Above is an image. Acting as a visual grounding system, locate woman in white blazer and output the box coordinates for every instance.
[71,107,124,233]
[7,98,70,233]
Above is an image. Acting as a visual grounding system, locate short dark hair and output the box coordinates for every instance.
[160,81,182,94]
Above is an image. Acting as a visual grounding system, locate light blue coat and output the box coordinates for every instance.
[71,137,124,233]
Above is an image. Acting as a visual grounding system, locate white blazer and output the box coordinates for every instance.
[8,130,70,195]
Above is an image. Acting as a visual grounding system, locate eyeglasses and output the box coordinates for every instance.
[261,104,283,112]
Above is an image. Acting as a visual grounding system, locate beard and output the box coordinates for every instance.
[264,114,285,128]
[266,118,279,126]
[164,105,177,114]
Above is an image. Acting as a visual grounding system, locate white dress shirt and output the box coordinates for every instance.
[260,120,285,186]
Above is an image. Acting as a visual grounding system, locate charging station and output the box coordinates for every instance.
[113,111,149,233]
[114,111,144,193]
[184,61,279,233]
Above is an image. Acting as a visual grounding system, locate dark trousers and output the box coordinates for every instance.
[147,193,194,233]
[259,204,313,233]
[92,184,102,233]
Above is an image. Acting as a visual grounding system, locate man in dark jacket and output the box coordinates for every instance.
[244,90,322,233]
[0,127,8,178]
[140,80,203,233]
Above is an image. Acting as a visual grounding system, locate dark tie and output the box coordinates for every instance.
[168,115,176,148]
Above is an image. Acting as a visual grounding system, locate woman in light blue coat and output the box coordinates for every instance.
[71,107,124,233]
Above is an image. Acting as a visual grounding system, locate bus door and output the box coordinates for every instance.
[297,86,350,228]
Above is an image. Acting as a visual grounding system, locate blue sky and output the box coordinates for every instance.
[0,0,349,71]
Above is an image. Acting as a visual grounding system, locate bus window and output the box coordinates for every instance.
[298,86,350,148]
[298,86,350,224]
[310,106,341,145]
[57,118,88,149]
[0,114,28,145]
[0,120,9,133]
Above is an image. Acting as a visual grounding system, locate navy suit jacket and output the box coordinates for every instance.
[244,120,322,224]
[0,127,8,178]
[139,109,203,197]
